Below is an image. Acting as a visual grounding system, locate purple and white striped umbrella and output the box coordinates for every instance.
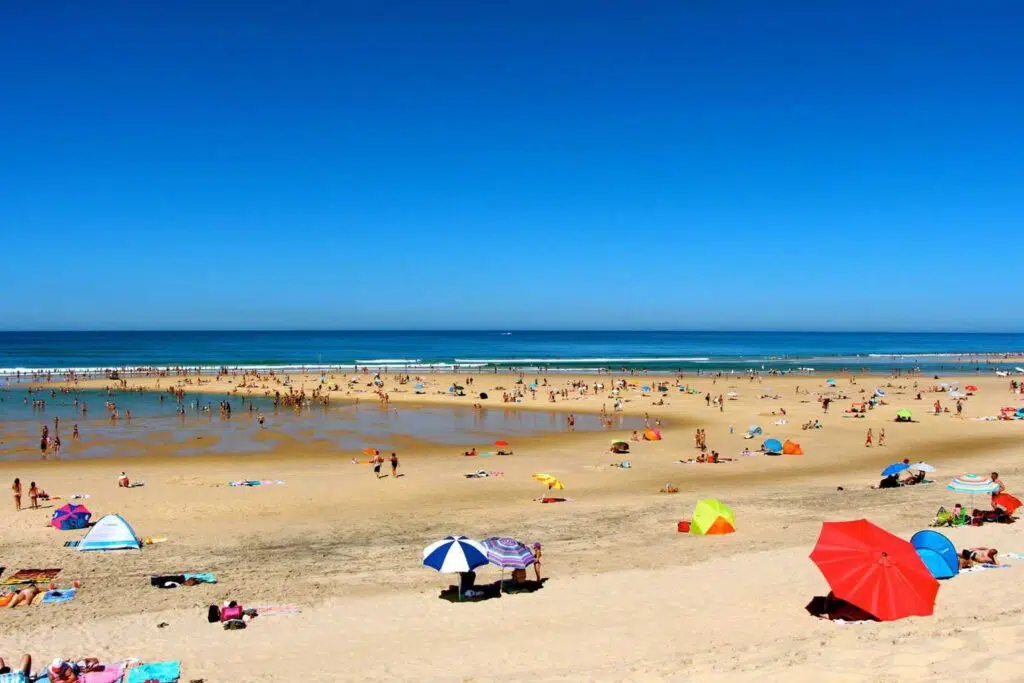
[482,537,536,569]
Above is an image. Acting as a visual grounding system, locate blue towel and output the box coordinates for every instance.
[126,661,180,683]
[183,572,216,583]
[41,588,77,604]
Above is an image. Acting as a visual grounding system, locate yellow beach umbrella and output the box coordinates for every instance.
[532,473,564,490]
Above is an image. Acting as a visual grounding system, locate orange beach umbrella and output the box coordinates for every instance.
[494,440,509,447]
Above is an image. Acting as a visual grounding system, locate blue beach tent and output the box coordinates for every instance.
[910,530,959,580]
[763,438,783,454]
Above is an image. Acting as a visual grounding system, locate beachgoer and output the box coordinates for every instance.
[53,435,61,457]
[28,482,38,509]
[46,657,101,682]
[878,474,899,489]
[532,543,542,582]
[991,472,1006,495]
[0,654,33,683]
[6,583,39,608]
[257,413,265,428]
[865,429,873,447]
[12,478,21,512]
[372,454,383,478]
[567,413,575,432]
[390,452,399,478]
[118,472,130,488]
[72,424,79,440]
[878,429,886,447]
[959,547,998,568]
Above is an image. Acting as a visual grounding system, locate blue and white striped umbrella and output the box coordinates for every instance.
[422,536,489,573]
[482,537,535,569]
[948,474,999,494]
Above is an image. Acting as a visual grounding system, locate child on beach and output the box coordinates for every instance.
[865,429,873,447]
[28,482,38,509]
[390,452,399,478]
[12,478,21,512]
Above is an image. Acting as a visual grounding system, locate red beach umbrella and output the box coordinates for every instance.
[965,385,978,392]
[362,447,379,456]
[809,519,939,621]
[993,493,1022,515]
[494,440,509,447]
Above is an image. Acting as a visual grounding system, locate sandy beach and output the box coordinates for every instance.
[2,371,1024,681]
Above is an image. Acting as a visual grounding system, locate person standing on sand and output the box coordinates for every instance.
[72,424,79,440]
[567,413,575,432]
[53,435,61,457]
[28,482,38,509]
[12,478,21,512]
[532,543,542,582]
[390,452,399,478]
[372,453,383,479]
[878,429,886,447]
[865,429,873,447]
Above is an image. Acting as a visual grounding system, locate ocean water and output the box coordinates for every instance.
[1,330,1022,376]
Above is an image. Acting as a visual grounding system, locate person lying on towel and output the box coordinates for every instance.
[960,547,999,568]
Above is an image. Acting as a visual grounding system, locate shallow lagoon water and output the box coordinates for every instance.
[0,388,643,460]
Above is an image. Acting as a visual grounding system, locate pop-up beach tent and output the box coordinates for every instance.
[78,513,142,551]
[910,530,959,580]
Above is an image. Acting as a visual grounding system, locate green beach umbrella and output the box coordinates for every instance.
[896,409,912,419]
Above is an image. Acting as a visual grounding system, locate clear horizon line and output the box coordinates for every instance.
[1,328,1023,335]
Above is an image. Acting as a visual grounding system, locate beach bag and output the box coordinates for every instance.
[221,604,243,621]
[932,507,952,527]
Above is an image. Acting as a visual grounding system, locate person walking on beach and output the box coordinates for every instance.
[390,452,399,478]
[878,429,886,447]
[567,413,576,432]
[72,424,79,440]
[12,478,21,512]
[705,393,711,406]
[371,453,384,478]
[865,429,873,447]
[532,543,543,582]
[28,482,38,509]
[719,394,724,412]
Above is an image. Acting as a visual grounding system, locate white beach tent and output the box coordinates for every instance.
[78,513,142,551]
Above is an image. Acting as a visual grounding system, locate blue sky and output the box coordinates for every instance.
[1,1,1020,331]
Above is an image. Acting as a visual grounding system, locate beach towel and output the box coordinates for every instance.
[151,572,216,588]
[64,540,80,548]
[41,587,77,604]
[80,664,125,683]
[125,661,180,683]
[252,604,301,616]
[1,569,60,586]
[960,564,1011,573]
[1003,552,1024,561]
